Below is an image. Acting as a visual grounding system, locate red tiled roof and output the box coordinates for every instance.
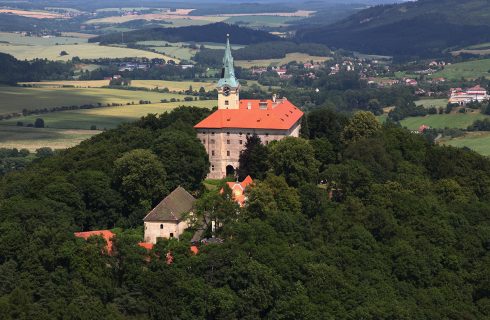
[74,230,115,254]
[194,99,303,130]
[222,175,254,207]
[138,242,154,250]
[467,85,487,92]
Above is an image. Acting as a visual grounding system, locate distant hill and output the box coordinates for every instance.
[296,0,490,58]
[90,23,279,45]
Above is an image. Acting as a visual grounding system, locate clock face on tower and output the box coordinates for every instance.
[223,86,231,96]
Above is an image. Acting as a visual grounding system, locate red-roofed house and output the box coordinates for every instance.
[221,175,253,206]
[194,36,303,179]
[74,230,115,254]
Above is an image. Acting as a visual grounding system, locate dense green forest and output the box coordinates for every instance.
[0,106,488,319]
[0,53,73,85]
[296,0,490,57]
[90,23,278,45]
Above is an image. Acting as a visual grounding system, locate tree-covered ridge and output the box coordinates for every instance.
[296,0,490,57]
[0,107,489,319]
[0,53,73,85]
[90,23,279,45]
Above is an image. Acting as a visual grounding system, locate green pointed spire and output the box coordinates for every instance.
[218,34,239,88]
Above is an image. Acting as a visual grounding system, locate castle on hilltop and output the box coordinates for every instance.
[194,35,304,179]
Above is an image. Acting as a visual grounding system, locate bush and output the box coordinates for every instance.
[34,118,45,128]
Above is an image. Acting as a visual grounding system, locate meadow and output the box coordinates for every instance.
[0,100,217,130]
[0,86,192,114]
[415,98,448,109]
[442,131,490,156]
[0,32,88,45]
[0,42,175,61]
[19,80,217,91]
[235,53,331,68]
[399,112,489,130]
[431,59,490,80]
[224,15,301,28]
[0,126,100,151]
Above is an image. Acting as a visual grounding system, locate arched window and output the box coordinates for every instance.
[160,224,163,229]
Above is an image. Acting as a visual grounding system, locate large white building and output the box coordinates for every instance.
[194,35,304,179]
[449,85,489,105]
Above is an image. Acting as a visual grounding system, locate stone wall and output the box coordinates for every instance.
[197,119,301,179]
[144,220,188,243]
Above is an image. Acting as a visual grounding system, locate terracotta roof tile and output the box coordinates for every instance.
[194,99,303,130]
[74,230,115,254]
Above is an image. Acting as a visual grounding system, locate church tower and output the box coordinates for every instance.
[217,34,240,110]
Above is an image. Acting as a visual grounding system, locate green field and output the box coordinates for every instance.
[431,59,490,80]
[0,86,192,114]
[442,132,490,156]
[415,98,448,109]
[224,15,301,28]
[19,80,217,92]
[0,100,217,130]
[0,126,100,151]
[136,41,197,60]
[0,42,175,61]
[400,113,489,130]
[236,53,330,68]
[0,32,88,45]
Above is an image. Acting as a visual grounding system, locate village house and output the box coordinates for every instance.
[194,35,304,179]
[449,85,489,105]
[221,175,253,207]
[142,186,196,243]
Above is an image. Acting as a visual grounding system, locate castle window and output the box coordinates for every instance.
[227,132,230,136]
[239,132,242,136]
[202,139,205,143]
[266,133,269,137]
[210,139,215,144]
[227,151,230,156]
[211,165,215,171]
[239,140,243,145]
[211,132,215,135]
[227,140,230,144]
[211,150,215,156]
[225,100,229,106]
[265,141,269,145]
[160,224,163,229]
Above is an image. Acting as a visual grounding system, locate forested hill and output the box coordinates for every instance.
[0,106,489,318]
[0,53,73,85]
[90,23,279,45]
[296,0,490,57]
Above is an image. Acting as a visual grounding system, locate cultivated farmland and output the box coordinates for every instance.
[235,53,330,68]
[0,100,217,130]
[0,86,192,114]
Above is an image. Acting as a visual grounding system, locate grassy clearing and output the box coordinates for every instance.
[235,53,330,68]
[0,9,63,19]
[0,32,87,45]
[0,126,100,151]
[0,100,217,130]
[18,80,217,91]
[442,131,490,156]
[400,112,489,130]
[224,15,301,28]
[0,86,191,113]
[466,42,490,50]
[0,43,175,61]
[431,59,490,80]
[415,98,448,109]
